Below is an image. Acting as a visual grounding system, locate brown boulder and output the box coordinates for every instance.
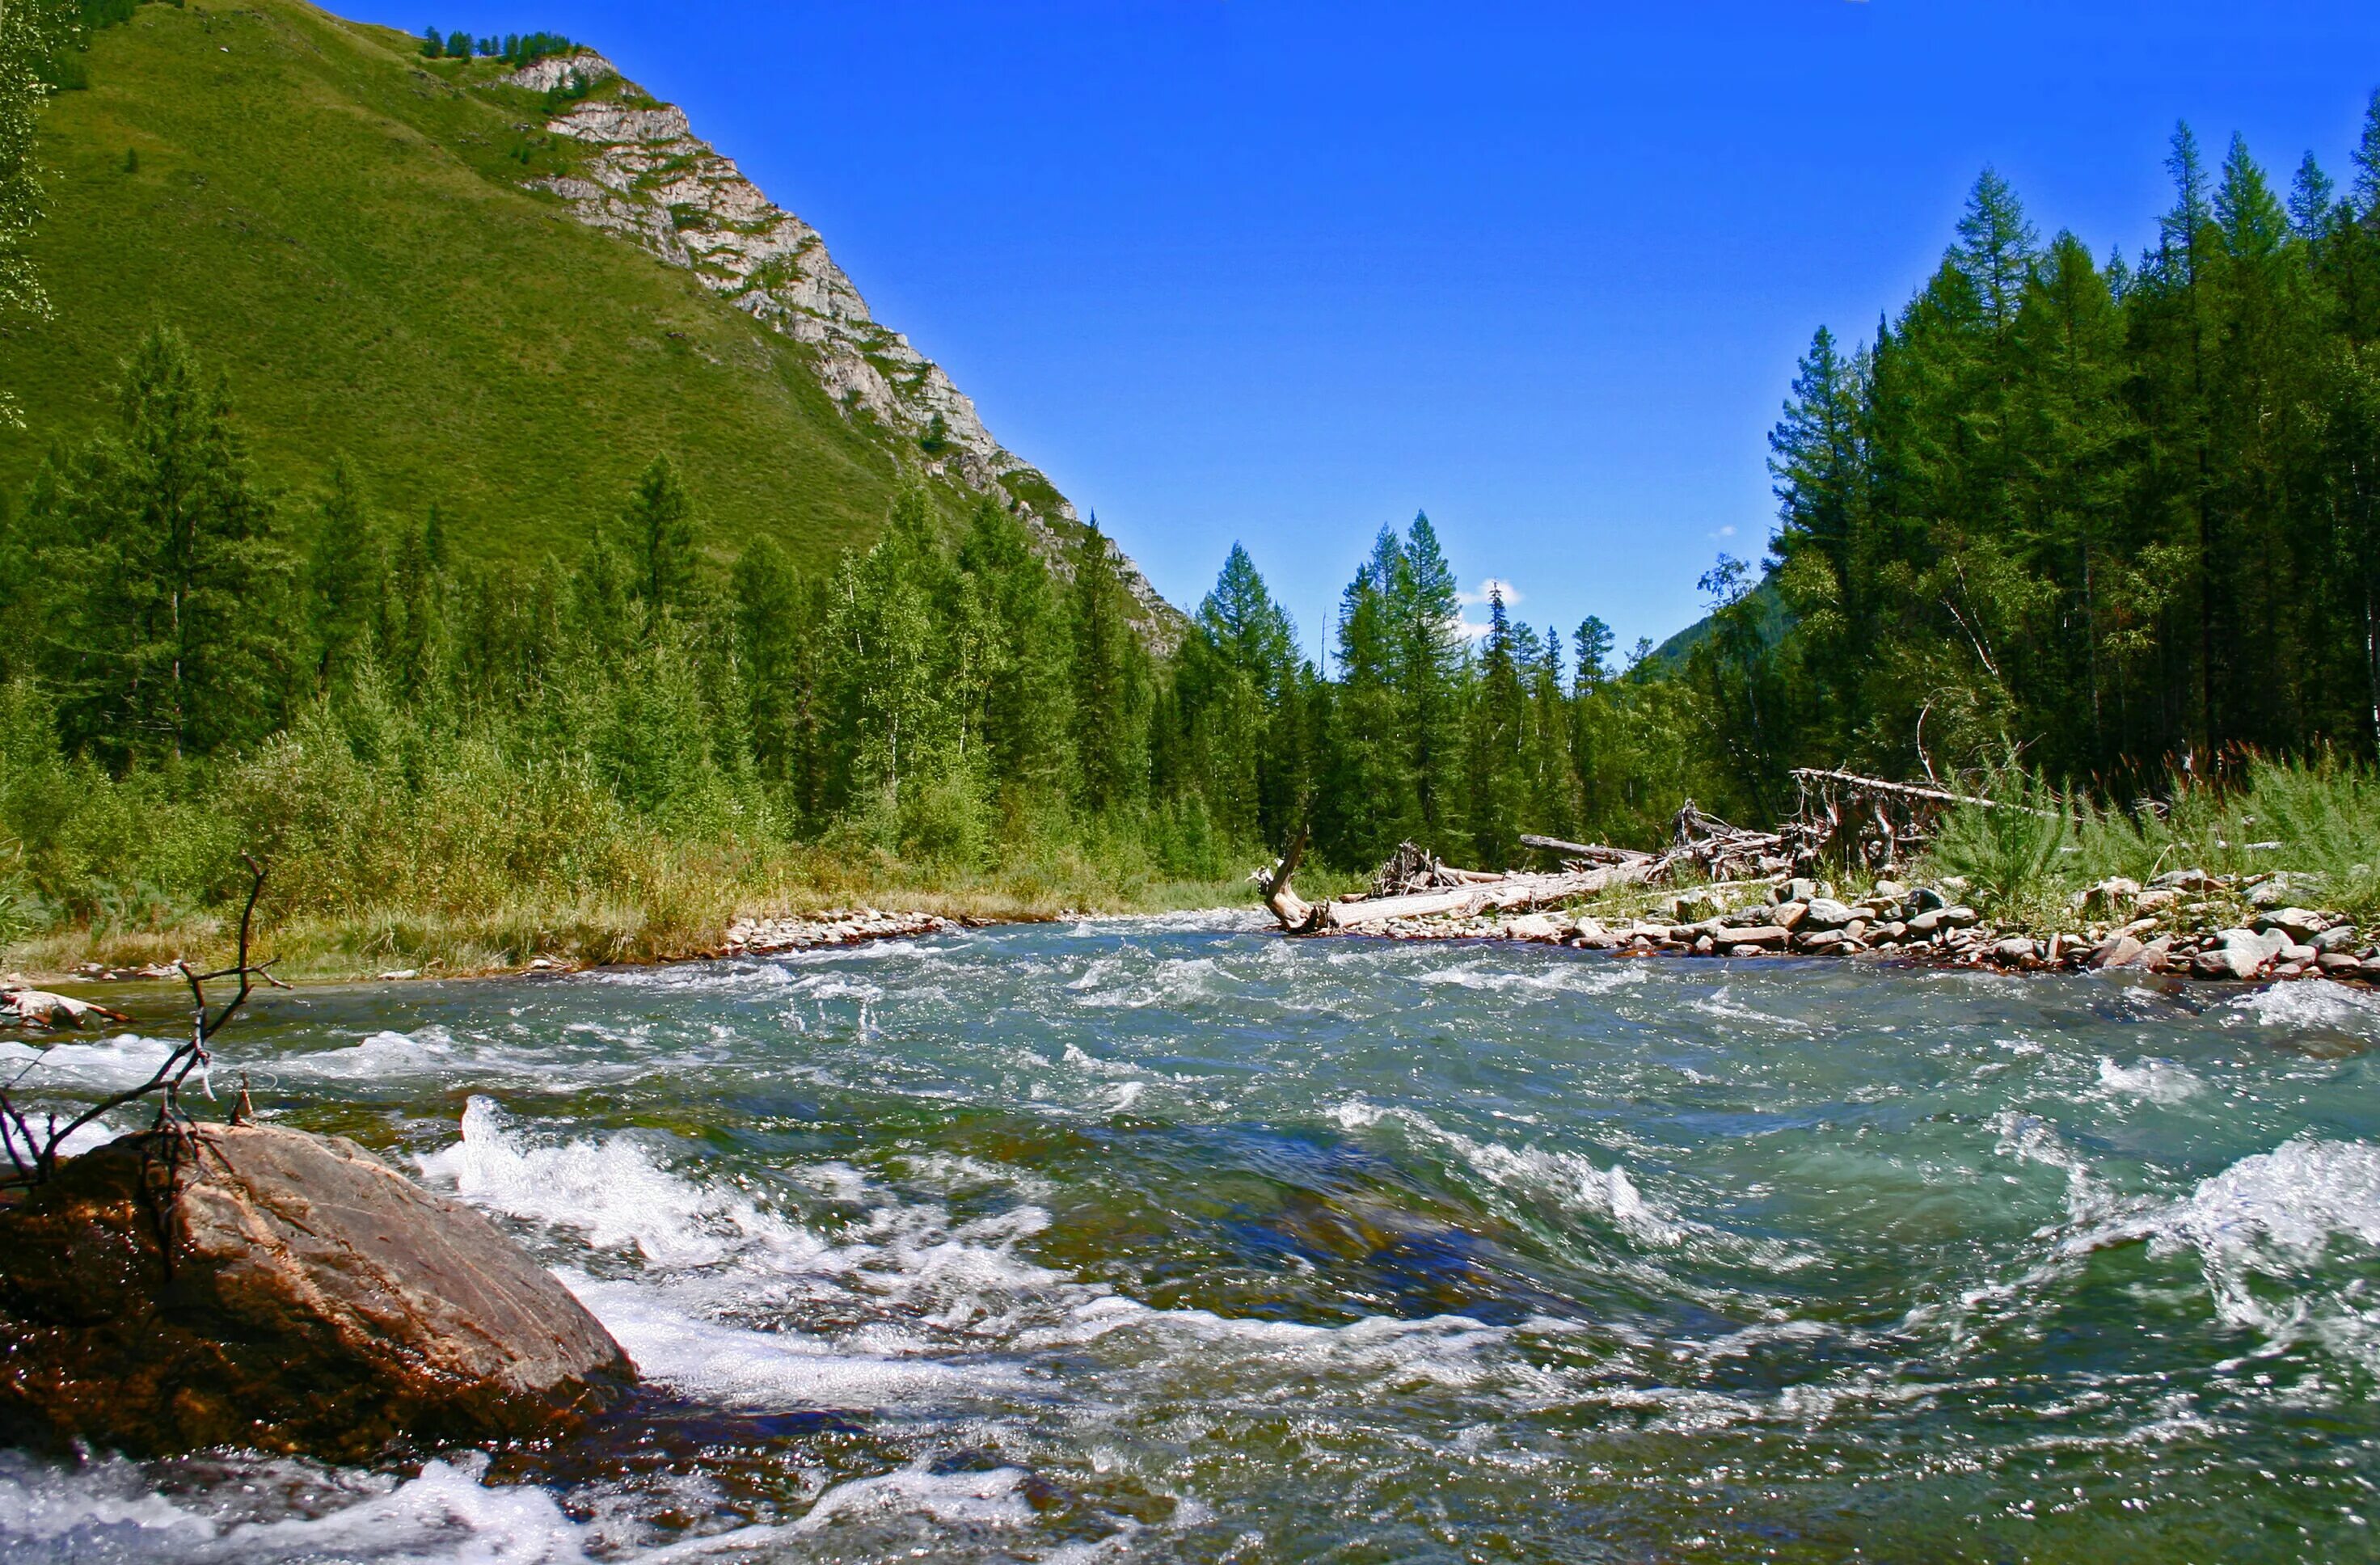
[0,1123,632,1459]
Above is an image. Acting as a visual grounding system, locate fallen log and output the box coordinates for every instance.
[1518,834,1648,865]
[1252,829,1325,933]
[1323,888,1479,927]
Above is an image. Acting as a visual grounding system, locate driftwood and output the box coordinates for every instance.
[1519,834,1647,867]
[1,854,286,1189]
[1256,766,2007,934]
[1786,766,2031,870]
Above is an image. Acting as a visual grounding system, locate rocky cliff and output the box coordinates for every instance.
[513,53,1180,644]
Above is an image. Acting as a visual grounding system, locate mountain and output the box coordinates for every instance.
[1640,576,1791,673]
[2,0,1180,640]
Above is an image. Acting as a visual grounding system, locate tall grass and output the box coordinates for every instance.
[1921,753,2380,925]
[0,681,1265,980]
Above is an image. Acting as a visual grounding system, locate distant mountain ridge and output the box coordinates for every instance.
[2,0,1181,642]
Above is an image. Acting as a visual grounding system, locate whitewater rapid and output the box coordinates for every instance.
[5,911,2378,1561]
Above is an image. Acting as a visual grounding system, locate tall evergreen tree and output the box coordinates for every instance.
[304,456,386,695]
[624,454,698,614]
[25,328,293,761]
[1068,523,1148,814]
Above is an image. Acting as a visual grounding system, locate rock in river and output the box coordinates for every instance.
[0,1123,633,1460]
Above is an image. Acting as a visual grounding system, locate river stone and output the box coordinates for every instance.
[2312,925,2361,954]
[2150,868,2210,892]
[2195,946,2261,980]
[1909,886,1948,913]
[2222,927,2289,967]
[1992,936,2037,964]
[1906,905,1977,936]
[2091,934,2145,970]
[1800,898,1857,930]
[2255,907,2327,943]
[1727,926,1790,949]
[2074,877,2142,916]
[0,1124,633,1460]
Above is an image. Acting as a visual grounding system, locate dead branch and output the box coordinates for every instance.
[2,854,283,1188]
[1252,828,1326,934]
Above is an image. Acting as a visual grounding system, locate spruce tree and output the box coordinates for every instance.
[624,454,698,614]
[26,328,293,762]
[1067,523,1148,814]
[305,456,386,695]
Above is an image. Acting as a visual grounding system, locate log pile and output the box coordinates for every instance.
[1256,767,2004,935]
[1786,767,2005,871]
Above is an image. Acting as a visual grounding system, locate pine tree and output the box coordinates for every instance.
[958,496,1072,802]
[732,536,803,787]
[25,328,293,762]
[1068,523,1148,813]
[2289,152,2336,241]
[420,25,443,58]
[305,456,386,695]
[1316,532,1416,864]
[2354,89,2380,217]
[623,454,698,614]
[1464,587,1525,865]
[1388,513,1466,844]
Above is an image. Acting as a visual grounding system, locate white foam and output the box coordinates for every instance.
[2094,1055,2205,1106]
[0,1031,174,1091]
[281,1027,458,1081]
[2228,978,2380,1035]
[1415,959,1644,999]
[2060,1137,2380,1369]
[0,1452,593,1563]
[419,1097,824,1269]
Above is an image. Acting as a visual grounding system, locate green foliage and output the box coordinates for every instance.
[1922,754,2380,926]
[1924,765,2075,914]
[15,327,293,762]
[0,0,953,583]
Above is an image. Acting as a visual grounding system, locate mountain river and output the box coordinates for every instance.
[3,910,2378,1563]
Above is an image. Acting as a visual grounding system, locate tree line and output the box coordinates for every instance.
[420,27,572,67]
[1715,93,2380,816]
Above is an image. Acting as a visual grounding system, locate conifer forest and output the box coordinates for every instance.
[6,0,2380,965]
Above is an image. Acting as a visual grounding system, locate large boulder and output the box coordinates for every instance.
[0,1123,632,1460]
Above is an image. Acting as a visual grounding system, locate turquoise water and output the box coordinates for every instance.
[5,910,2379,1562]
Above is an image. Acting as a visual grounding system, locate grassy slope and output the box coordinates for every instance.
[2,0,917,567]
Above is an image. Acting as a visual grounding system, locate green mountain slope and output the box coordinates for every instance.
[3,0,1174,626]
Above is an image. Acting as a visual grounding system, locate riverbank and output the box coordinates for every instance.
[0,868,1304,987]
[1318,866,2380,985]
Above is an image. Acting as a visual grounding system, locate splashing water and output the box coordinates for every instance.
[6,913,2380,1562]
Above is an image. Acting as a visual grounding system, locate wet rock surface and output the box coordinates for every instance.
[0,1124,632,1460]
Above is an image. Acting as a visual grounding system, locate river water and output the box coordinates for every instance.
[5,911,2379,1563]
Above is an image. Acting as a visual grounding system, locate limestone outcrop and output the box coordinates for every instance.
[0,1123,632,1459]
[510,54,1180,646]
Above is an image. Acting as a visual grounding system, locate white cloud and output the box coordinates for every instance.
[1455,576,1521,608]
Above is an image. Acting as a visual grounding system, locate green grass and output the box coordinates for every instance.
[2,0,960,570]
[1919,754,2380,930]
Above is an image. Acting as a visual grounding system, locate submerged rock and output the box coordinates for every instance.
[0,1124,632,1460]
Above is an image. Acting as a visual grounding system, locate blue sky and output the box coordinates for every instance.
[364,0,2380,660]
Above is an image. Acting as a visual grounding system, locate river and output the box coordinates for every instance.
[4,911,2378,1563]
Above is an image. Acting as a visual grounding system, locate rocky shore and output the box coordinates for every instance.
[1361,868,2380,983]
[718,908,960,957]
